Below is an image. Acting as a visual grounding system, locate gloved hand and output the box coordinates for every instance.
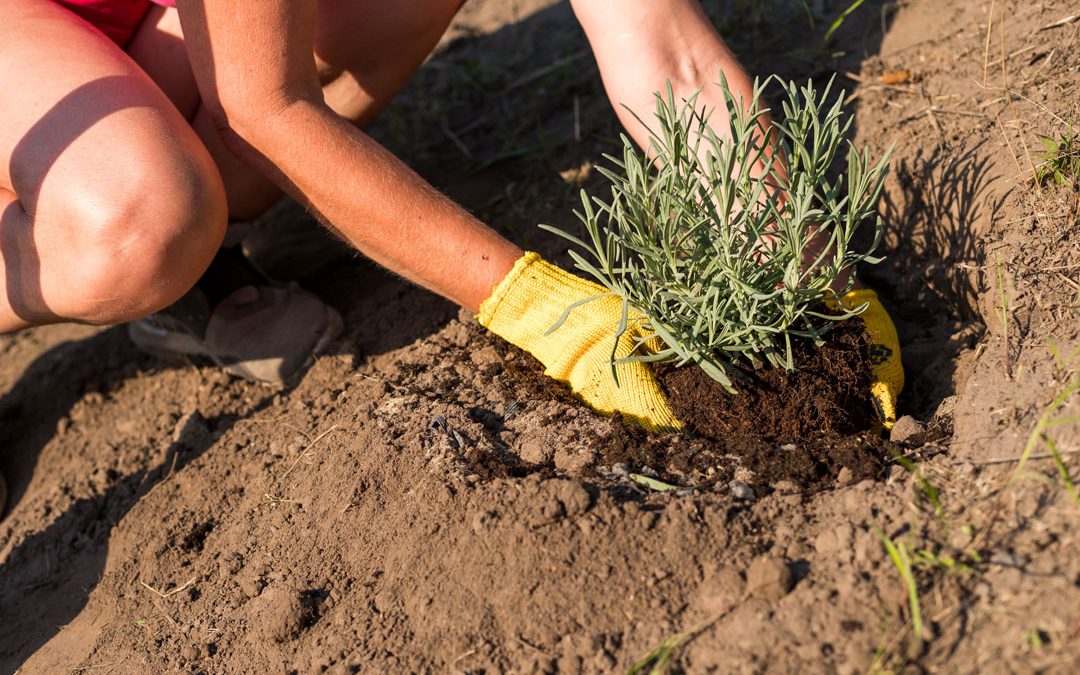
[834,288,904,429]
[478,252,681,431]
[478,253,904,432]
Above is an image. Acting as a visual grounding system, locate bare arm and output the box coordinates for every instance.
[174,0,522,313]
[569,0,760,153]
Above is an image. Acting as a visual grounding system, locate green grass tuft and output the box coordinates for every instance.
[1034,121,1080,191]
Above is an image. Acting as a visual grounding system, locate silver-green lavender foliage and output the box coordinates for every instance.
[542,75,891,392]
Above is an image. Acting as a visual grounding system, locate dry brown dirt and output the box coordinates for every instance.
[2,0,1079,673]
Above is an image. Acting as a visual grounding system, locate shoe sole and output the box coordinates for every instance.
[128,305,344,385]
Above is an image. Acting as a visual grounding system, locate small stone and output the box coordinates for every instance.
[518,437,555,464]
[836,466,855,486]
[928,395,957,437]
[890,416,927,446]
[611,463,631,477]
[180,644,200,661]
[250,586,308,643]
[770,480,800,495]
[554,480,592,517]
[730,480,756,500]
[469,345,503,374]
[745,556,794,602]
[779,443,798,452]
[428,414,448,431]
[989,550,1027,568]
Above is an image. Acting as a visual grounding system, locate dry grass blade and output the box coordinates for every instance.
[138,575,197,599]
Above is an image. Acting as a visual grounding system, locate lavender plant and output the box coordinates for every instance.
[542,75,891,392]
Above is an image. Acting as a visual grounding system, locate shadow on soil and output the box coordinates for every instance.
[870,143,1004,417]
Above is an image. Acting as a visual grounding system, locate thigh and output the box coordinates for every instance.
[0,0,215,220]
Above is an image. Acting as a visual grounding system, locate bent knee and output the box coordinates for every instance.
[62,153,227,323]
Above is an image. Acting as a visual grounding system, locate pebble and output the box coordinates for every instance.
[518,437,555,464]
[428,415,448,431]
[730,480,756,500]
[252,586,308,643]
[836,466,855,486]
[770,479,800,495]
[610,463,631,477]
[745,556,794,602]
[890,416,927,446]
[989,550,1027,568]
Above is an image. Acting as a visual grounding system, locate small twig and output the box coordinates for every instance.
[70,659,128,674]
[440,118,473,159]
[279,424,341,482]
[926,107,945,140]
[1056,273,1080,291]
[451,648,477,664]
[263,493,299,506]
[139,575,197,599]
[155,602,181,633]
[982,0,996,86]
[968,448,1079,466]
[502,49,588,93]
[896,105,987,125]
[1039,15,1079,31]
[844,83,919,105]
[994,115,1028,185]
[517,636,553,656]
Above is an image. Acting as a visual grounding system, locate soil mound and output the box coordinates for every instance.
[658,321,877,440]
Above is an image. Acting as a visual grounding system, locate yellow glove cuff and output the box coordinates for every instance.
[838,289,904,428]
[479,252,680,431]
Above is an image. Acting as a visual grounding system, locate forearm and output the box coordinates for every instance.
[233,101,522,312]
[571,0,759,153]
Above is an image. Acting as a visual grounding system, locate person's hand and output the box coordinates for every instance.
[833,289,904,428]
[478,252,681,431]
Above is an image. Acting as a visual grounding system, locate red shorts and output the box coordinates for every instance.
[53,0,176,48]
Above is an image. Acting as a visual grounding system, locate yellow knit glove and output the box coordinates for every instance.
[836,289,904,428]
[478,252,681,432]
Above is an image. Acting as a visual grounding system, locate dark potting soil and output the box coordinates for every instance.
[657,320,878,441]
[651,320,891,491]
